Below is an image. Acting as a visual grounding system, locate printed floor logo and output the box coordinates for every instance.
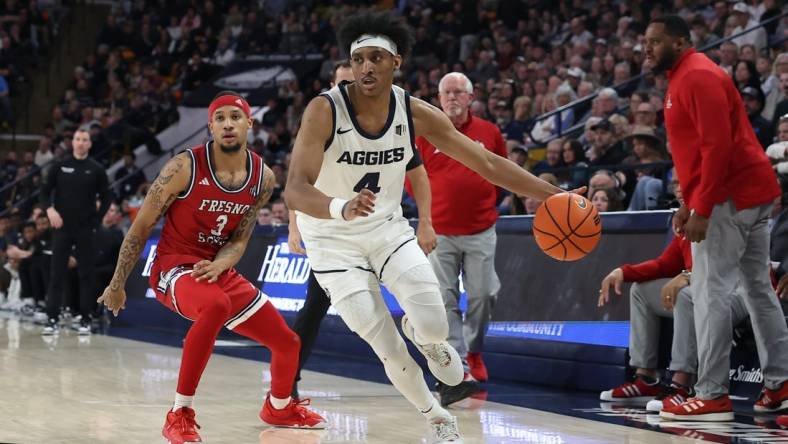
[576,406,788,442]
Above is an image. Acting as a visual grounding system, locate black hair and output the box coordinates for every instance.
[22,221,36,231]
[337,10,415,59]
[213,90,242,100]
[649,15,692,42]
[563,138,587,164]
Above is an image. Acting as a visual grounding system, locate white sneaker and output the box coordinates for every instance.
[401,315,463,386]
[42,320,59,336]
[77,325,91,336]
[430,415,462,443]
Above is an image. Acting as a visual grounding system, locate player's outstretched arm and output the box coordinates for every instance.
[410,97,568,201]
[193,165,276,282]
[283,96,336,218]
[98,153,191,315]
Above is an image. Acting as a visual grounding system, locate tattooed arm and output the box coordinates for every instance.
[192,165,275,283]
[98,153,191,315]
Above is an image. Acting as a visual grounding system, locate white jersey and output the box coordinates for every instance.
[297,82,421,237]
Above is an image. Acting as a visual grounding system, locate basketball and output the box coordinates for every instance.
[532,193,601,261]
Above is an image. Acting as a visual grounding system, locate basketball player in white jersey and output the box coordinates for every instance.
[285,11,578,443]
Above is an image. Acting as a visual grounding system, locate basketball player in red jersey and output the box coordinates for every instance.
[97,91,326,443]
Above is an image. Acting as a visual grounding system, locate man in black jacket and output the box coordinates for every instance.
[39,128,112,335]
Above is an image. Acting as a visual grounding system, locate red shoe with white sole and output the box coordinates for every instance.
[777,415,788,428]
[600,376,662,405]
[754,381,788,413]
[260,394,327,429]
[659,395,734,422]
[646,383,694,412]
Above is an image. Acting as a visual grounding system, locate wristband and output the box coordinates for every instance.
[329,198,348,220]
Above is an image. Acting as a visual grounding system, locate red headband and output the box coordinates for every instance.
[208,95,251,122]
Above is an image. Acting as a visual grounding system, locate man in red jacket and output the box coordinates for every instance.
[414,72,507,403]
[646,15,788,421]
[597,179,748,412]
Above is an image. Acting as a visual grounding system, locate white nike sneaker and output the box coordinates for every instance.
[401,315,463,386]
[430,415,462,443]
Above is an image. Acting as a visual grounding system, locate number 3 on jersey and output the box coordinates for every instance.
[211,215,228,236]
[353,172,381,193]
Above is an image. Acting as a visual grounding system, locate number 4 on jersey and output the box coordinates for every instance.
[353,172,381,193]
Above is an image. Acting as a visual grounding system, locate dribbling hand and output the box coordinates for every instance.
[342,189,376,221]
[97,286,126,317]
[568,186,588,196]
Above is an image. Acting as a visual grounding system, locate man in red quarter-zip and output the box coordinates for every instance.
[644,15,788,422]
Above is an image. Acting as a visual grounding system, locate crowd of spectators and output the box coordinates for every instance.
[0,1,787,312]
[0,0,59,130]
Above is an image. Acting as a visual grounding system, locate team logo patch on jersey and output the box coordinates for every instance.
[199,178,210,186]
[395,124,403,136]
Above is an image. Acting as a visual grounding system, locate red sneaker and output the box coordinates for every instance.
[777,415,788,428]
[659,395,734,422]
[646,383,694,412]
[162,407,202,444]
[754,381,788,412]
[599,376,662,405]
[467,352,488,382]
[260,394,328,429]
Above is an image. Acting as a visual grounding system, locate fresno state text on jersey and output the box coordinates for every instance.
[155,142,264,271]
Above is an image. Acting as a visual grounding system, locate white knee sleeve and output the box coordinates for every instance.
[334,290,435,411]
[388,264,449,344]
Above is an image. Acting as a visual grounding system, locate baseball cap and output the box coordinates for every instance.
[595,38,608,46]
[732,2,749,14]
[567,67,585,78]
[591,118,613,132]
[741,86,763,101]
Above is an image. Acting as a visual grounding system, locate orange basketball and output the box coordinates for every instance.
[532,193,601,261]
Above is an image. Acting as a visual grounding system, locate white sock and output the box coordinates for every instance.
[420,398,450,421]
[270,395,291,410]
[172,393,193,412]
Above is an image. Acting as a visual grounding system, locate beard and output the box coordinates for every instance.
[219,142,242,153]
[650,49,678,74]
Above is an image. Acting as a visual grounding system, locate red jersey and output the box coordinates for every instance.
[664,48,780,218]
[154,142,264,271]
[412,113,507,235]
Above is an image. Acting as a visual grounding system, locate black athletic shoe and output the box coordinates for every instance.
[438,380,482,407]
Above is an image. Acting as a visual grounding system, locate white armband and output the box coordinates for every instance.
[329,198,348,220]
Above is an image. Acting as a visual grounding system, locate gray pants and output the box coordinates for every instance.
[629,280,748,373]
[693,200,788,399]
[429,225,501,356]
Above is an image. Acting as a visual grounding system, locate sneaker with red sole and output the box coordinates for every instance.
[659,395,734,422]
[646,383,694,412]
[162,407,202,444]
[754,380,788,413]
[260,394,328,429]
[777,415,788,428]
[467,352,488,382]
[600,376,662,405]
